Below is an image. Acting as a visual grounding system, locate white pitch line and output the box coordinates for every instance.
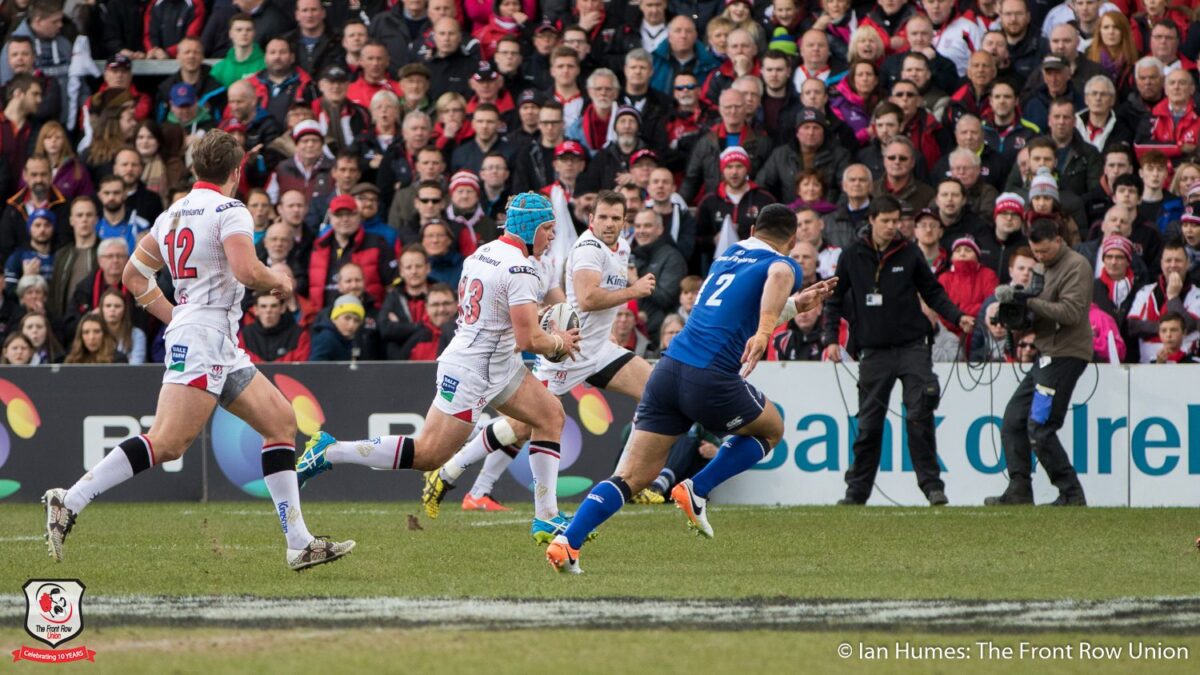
[1,595,1198,631]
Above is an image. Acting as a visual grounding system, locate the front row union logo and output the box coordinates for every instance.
[13,579,96,663]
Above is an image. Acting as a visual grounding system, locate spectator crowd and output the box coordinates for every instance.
[0,0,1198,367]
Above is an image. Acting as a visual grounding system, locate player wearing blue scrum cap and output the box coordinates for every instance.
[295,193,583,518]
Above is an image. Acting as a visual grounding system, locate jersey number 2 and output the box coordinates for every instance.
[163,228,198,279]
[702,273,734,306]
[459,278,484,324]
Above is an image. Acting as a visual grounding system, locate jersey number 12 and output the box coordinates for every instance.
[163,227,198,279]
[700,273,734,306]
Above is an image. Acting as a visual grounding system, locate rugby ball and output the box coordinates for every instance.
[540,302,580,363]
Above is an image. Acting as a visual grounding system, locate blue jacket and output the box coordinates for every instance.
[650,39,720,96]
[309,316,355,362]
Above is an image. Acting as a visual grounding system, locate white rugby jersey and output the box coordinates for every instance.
[441,238,542,380]
[149,183,253,337]
[1127,282,1200,363]
[566,228,631,353]
[534,249,560,302]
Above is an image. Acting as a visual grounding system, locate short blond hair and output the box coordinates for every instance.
[192,130,244,184]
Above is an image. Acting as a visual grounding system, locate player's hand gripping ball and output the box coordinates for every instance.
[541,302,580,363]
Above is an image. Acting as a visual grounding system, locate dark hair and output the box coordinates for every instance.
[902,51,930,67]
[890,78,920,95]
[416,146,444,161]
[266,36,292,52]
[416,179,443,195]
[990,80,1016,96]
[872,100,902,120]
[1,332,32,364]
[1113,173,1143,193]
[754,203,799,240]
[1028,218,1061,243]
[98,173,124,189]
[1105,143,1135,167]
[1159,310,1186,328]
[134,120,165,155]
[474,102,500,117]
[551,46,580,64]
[1048,96,1075,113]
[1161,236,1187,253]
[7,36,32,51]
[1152,19,1180,39]
[937,177,965,194]
[229,12,255,25]
[30,0,63,22]
[192,130,245,184]
[400,243,428,260]
[869,195,903,218]
[335,149,361,166]
[595,189,628,217]
[5,73,38,104]
[762,49,793,66]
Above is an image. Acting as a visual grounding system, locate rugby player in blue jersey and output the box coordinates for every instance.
[546,203,837,573]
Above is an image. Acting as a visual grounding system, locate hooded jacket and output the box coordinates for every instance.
[1026,243,1094,361]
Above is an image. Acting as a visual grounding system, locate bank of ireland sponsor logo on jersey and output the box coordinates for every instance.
[169,345,188,372]
[440,375,460,402]
[14,579,96,663]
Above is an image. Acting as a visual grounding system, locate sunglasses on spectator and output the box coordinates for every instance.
[418,196,442,203]
[892,91,918,98]
[1018,342,1036,349]
[674,84,698,91]
[885,155,911,161]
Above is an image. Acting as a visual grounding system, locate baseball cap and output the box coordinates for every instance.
[169,82,197,107]
[915,206,939,223]
[534,20,560,35]
[629,149,658,168]
[319,64,350,82]
[797,106,827,127]
[1041,55,1068,71]
[219,117,248,133]
[517,89,541,107]
[329,194,359,213]
[472,61,499,82]
[107,53,132,71]
[291,119,323,141]
[555,140,586,158]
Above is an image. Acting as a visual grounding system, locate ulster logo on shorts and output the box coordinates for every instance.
[439,375,460,402]
[169,345,188,372]
[209,365,223,378]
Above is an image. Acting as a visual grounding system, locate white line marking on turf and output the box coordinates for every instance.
[1,595,1198,631]
[0,535,42,542]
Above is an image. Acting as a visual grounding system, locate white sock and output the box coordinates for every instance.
[528,442,561,521]
[326,435,410,469]
[64,445,138,513]
[470,451,515,498]
[441,418,520,483]
[262,473,315,550]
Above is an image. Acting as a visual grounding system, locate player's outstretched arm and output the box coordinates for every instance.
[573,269,656,312]
[741,261,797,377]
[224,233,293,301]
[511,302,580,360]
[124,237,174,325]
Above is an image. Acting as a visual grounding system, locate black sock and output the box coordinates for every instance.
[120,436,154,475]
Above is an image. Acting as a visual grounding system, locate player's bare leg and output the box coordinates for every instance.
[224,373,355,570]
[672,398,785,538]
[45,384,215,562]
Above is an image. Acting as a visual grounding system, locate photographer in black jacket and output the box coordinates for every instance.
[823,195,975,506]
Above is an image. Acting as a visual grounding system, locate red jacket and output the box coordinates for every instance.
[1147,98,1200,147]
[472,15,522,61]
[144,0,206,57]
[307,228,396,309]
[904,111,943,172]
[937,259,998,337]
[347,75,403,110]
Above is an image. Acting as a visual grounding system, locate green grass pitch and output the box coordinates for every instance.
[2,501,1199,673]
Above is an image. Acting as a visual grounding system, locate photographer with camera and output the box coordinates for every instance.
[823,196,975,506]
[986,219,1094,507]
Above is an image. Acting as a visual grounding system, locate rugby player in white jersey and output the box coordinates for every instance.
[42,131,355,571]
[423,190,658,543]
[294,193,582,504]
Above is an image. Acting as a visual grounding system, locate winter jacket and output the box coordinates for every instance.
[249,67,311,127]
[101,0,149,58]
[378,284,431,360]
[283,29,344,79]
[649,38,721,95]
[307,228,397,309]
[700,58,759,109]
[828,79,873,146]
[239,312,311,363]
[824,233,964,350]
[272,156,334,204]
[1138,97,1200,149]
[427,250,465,287]
[982,114,1040,166]
[0,186,69,264]
[426,50,478,100]
[902,111,943,171]
[1025,244,1095,361]
[144,0,206,57]
[397,317,456,361]
[369,4,429,67]
[1075,109,1135,155]
[308,315,376,362]
[695,183,776,259]
[822,198,871,250]
[756,139,851,205]
[680,122,772,203]
[937,259,999,338]
[870,176,935,212]
[201,1,291,58]
[1022,81,1084,134]
[631,236,687,343]
[155,67,225,122]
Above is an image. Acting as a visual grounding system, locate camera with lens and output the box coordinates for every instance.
[990,271,1044,331]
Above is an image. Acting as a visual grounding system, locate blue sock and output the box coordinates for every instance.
[563,477,631,549]
[690,436,770,498]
